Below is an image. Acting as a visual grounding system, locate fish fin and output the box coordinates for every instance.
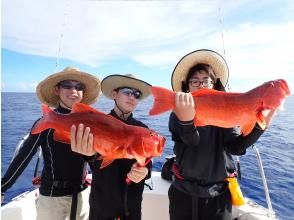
[241,123,256,136]
[99,157,115,169]
[193,118,206,127]
[149,86,175,115]
[72,103,104,114]
[31,105,54,134]
[53,130,71,144]
[136,156,147,166]
[256,111,267,130]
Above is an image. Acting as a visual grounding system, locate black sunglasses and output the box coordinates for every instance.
[58,80,85,91]
[118,87,142,99]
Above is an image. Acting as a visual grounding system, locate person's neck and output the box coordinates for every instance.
[114,106,132,121]
[59,101,72,111]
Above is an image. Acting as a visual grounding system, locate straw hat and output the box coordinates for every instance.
[36,67,101,107]
[101,74,151,100]
[171,49,229,91]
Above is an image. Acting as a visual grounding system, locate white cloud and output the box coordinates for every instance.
[15,82,37,92]
[224,22,294,82]
[1,83,6,90]
[2,0,294,85]
[1,0,225,65]
[17,82,29,91]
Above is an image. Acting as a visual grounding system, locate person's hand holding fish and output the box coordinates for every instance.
[71,123,96,156]
[173,92,195,122]
[127,163,148,183]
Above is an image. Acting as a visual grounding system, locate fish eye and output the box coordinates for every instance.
[149,131,154,137]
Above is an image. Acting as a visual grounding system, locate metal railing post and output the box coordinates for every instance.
[252,145,276,219]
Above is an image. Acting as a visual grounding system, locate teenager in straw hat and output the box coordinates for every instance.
[1,67,101,220]
[71,74,153,220]
[168,49,277,220]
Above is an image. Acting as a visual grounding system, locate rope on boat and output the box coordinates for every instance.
[54,0,71,72]
[218,3,231,92]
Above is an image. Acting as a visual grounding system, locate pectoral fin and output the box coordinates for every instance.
[136,156,147,166]
[256,111,266,130]
[241,122,256,136]
[53,131,70,144]
[99,157,115,169]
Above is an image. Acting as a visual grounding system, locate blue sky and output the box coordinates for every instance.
[1,0,294,93]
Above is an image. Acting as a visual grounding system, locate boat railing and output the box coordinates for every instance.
[252,144,276,219]
[11,134,30,162]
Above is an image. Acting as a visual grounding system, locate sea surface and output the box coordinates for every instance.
[1,92,294,219]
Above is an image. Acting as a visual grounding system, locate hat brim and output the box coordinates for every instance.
[171,49,229,91]
[101,75,151,100]
[36,69,101,107]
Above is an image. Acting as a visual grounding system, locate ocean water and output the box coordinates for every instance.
[1,92,294,219]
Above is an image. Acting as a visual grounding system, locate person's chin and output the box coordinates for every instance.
[125,106,135,112]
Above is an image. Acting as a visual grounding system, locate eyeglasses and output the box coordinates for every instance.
[118,87,142,99]
[189,79,213,88]
[58,81,85,91]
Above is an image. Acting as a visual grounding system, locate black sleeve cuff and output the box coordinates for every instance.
[178,119,194,126]
[82,154,98,163]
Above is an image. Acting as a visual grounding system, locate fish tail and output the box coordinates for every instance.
[31,105,55,134]
[149,86,175,115]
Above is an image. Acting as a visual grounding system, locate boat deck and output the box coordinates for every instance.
[1,172,276,220]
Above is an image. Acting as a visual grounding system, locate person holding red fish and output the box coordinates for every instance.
[1,67,101,220]
[167,49,277,220]
[71,74,153,220]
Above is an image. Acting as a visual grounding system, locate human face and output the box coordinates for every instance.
[188,70,214,93]
[112,87,141,113]
[54,80,84,109]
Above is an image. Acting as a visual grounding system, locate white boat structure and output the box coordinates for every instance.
[1,171,277,220]
[1,136,277,220]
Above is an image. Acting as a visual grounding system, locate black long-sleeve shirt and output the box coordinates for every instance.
[89,109,152,218]
[169,112,264,197]
[1,106,88,196]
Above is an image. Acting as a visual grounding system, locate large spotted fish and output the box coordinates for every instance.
[31,103,166,168]
[149,79,290,136]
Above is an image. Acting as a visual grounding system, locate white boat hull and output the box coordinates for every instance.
[1,172,276,220]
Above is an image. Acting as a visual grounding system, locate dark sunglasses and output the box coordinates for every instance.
[118,87,142,99]
[58,80,85,91]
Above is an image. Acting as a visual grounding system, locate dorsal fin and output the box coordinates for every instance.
[42,104,52,116]
[71,103,103,114]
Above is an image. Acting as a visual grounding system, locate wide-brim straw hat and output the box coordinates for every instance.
[101,74,151,100]
[36,67,101,107]
[171,49,229,91]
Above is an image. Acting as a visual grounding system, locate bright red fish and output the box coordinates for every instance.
[150,79,290,136]
[31,103,166,168]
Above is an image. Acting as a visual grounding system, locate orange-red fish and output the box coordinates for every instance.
[150,79,290,136]
[31,103,166,168]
